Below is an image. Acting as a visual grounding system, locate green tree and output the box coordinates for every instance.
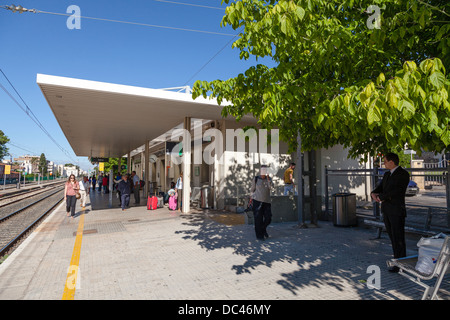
[90,158,127,174]
[192,0,450,159]
[0,130,10,161]
[39,153,47,176]
[103,158,128,174]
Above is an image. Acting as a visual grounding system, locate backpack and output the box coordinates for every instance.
[140,180,145,188]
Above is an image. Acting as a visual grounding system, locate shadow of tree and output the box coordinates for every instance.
[175,212,425,299]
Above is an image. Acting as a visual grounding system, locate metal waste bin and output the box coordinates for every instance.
[332,193,357,226]
[201,185,213,209]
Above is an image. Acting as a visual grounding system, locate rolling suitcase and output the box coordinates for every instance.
[147,196,157,210]
[168,195,177,210]
[157,196,164,208]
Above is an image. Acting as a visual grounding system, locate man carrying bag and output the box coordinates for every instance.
[250,165,273,241]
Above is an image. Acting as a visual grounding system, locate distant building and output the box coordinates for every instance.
[416,151,448,168]
[57,164,66,177]
[65,165,79,177]
[13,155,39,174]
[47,161,57,177]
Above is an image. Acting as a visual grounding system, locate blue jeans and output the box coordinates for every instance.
[283,184,297,195]
[121,194,130,210]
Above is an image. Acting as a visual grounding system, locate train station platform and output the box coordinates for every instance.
[0,189,448,301]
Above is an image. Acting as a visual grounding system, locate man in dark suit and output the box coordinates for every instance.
[371,152,410,272]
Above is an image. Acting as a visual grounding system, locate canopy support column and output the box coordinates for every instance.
[144,140,149,199]
[182,117,191,213]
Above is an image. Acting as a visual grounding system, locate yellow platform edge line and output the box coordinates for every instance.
[62,214,85,300]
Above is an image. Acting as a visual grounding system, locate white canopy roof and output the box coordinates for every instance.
[37,74,256,158]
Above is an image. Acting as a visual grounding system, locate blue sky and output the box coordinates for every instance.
[0,0,275,171]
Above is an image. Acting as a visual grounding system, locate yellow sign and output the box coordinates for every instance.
[4,165,11,175]
[99,162,104,172]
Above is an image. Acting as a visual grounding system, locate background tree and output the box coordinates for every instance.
[105,158,128,174]
[38,153,47,176]
[192,0,450,159]
[0,130,10,161]
[90,158,127,174]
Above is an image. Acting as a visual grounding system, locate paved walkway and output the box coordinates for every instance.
[0,190,448,300]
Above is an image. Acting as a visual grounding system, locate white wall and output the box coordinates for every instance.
[318,145,371,203]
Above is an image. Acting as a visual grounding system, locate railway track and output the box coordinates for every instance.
[0,179,65,192]
[0,181,65,209]
[0,187,64,258]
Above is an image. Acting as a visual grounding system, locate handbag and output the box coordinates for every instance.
[75,181,81,199]
[244,198,253,212]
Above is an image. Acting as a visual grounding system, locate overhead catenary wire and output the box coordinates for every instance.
[0,81,77,163]
[0,4,235,37]
[6,142,38,155]
[153,0,225,11]
[0,69,78,164]
[0,2,240,162]
[1,3,242,90]
[183,30,242,86]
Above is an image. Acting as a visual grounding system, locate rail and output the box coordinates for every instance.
[324,166,449,221]
[0,188,64,258]
[0,187,63,223]
[363,203,450,238]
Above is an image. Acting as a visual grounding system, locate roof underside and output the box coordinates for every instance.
[37,74,256,158]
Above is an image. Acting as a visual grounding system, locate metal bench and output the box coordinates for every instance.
[363,204,450,239]
[387,235,450,300]
[363,218,437,238]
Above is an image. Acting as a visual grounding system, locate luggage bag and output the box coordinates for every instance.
[157,196,164,208]
[147,196,158,210]
[169,195,177,210]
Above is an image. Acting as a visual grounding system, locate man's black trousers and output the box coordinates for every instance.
[252,200,272,240]
[383,213,406,258]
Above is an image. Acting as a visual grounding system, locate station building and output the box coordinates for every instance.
[37,74,371,216]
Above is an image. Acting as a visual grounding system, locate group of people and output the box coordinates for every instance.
[64,152,409,273]
[63,170,142,216]
[63,174,90,219]
[250,152,410,274]
[90,173,110,194]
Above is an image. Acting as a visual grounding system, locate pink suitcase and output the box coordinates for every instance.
[169,195,177,210]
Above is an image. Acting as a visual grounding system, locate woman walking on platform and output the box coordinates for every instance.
[64,174,80,219]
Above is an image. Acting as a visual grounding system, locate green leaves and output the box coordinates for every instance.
[325,58,450,155]
[294,5,306,20]
[0,129,10,161]
[193,0,450,158]
[367,101,382,125]
[398,99,415,119]
[429,72,445,89]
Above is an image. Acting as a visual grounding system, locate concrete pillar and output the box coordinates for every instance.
[182,117,191,213]
[411,160,424,189]
[144,140,149,199]
[127,152,131,174]
[297,132,306,228]
[109,169,113,208]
